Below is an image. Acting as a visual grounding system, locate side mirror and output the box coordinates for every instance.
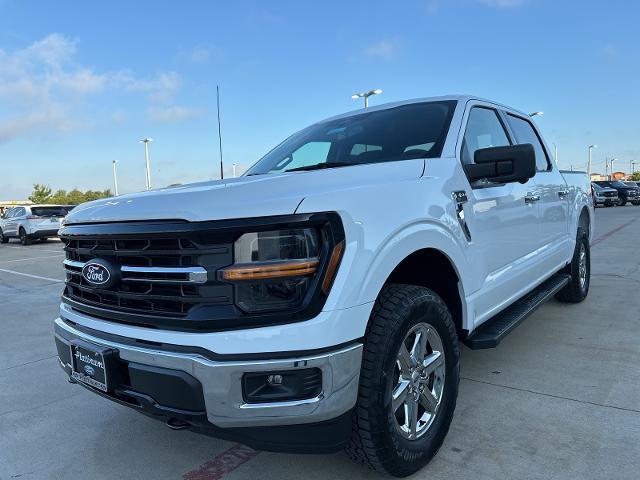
[465,144,536,184]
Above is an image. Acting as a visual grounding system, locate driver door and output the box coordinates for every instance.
[457,103,541,326]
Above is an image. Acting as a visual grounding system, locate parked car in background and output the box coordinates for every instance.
[0,205,68,245]
[53,95,594,477]
[594,180,640,206]
[591,182,619,207]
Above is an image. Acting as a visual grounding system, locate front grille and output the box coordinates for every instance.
[604,192,615,197]
[62,229,234,320]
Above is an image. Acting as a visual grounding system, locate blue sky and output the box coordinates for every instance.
[1,0,638,199]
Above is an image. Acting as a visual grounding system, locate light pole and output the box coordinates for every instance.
[632,160,637,175]
[529,111,544,117]
[140,138,153,190]
[112,160,119,196]
[588,144,597,178]
[352,89,383,108]
[553,142,558,163]
[232,163,237,178]
[610,158,617,180]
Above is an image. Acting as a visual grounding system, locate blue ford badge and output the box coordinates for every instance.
[82,262,112,287]
[84,365,95,376]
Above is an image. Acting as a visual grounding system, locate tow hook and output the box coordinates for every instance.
[166,417,191,430]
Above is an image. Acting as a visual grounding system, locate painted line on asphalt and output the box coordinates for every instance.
[0,254,65,264]
[0,267,64,283]
[592,218,637,247]
[182,444,260,480]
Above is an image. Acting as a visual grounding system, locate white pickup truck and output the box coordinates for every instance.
[54,95,593,476]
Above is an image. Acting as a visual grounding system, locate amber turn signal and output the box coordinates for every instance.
[222,259,319,281]
[322,240,345,294]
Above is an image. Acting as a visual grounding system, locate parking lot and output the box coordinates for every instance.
[0,207,638,480]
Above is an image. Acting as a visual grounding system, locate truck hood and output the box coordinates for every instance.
[65,159,425,224]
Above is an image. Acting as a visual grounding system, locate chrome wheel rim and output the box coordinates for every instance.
[391,322,446,440]
[578,243,587,289]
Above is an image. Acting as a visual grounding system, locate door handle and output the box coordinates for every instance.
[525,194,540,203]
[558,190,569,197]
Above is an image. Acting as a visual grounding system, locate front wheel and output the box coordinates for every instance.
[0,229,8,244]
[556,227,590,303]
[632,201,640,206]
[619,197,627,206]
[346,284,459,477]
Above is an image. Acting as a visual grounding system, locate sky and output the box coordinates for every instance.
[1,0,639,199]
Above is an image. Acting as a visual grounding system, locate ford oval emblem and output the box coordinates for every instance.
[84,365,95,376]
[82,262,112,287]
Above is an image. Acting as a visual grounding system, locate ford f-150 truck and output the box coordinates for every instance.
[54,95,593,477]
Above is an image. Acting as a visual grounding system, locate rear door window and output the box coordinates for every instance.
[506,114,550,171]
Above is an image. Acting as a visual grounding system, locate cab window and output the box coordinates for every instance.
[506,114,550,171]
[461,107,511,165]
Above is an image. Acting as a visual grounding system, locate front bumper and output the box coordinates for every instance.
[27,228,59,238]
[595,197,618,205]
[54,317,362,431]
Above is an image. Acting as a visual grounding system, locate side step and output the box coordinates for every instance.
[463,274,570,350]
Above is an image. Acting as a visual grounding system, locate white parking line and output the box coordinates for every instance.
[0,254,65,264]
[0,267,63,283]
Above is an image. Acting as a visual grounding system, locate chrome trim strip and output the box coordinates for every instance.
[62,260,208,284]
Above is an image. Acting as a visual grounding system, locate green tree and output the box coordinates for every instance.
[29,184,52,203]
[49,189,68,204]
[631,172,640,181]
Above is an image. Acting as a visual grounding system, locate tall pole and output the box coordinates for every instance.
[364,95,369,108]
[217,85,224,180]
[112,160,119,196]
[232,163,237,178]
[610,159,616,180]
[588,145,597,178]
[140,138,153,190]
[352,89,382,108]
[632,161,637,174]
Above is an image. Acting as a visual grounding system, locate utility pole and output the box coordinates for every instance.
[140,138,153,190]
[217,85,224,180]
[112,160,119,196]
[588,145,597,178]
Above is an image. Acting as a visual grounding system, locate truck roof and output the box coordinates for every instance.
[317,94,530,125]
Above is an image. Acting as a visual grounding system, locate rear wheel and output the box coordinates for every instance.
[346,284,459,477]
[0,229,8,244]
[619,197,627,206]
[632,201,640,206]
[556,227,590,303]
[19,228,31,246]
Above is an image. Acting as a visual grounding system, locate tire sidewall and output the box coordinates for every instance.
[576,231,590,298]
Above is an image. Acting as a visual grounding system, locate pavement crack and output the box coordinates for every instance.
[0,355,58,374]
[592,273,640,284]
[461,376,640,414]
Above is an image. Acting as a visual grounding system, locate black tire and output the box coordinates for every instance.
[556,227,590,303]
[40,237,48,242]
[19,228,31,246]
[632,201,640,206]
[0,229,8,244]
[346,284,460,477]
[619,197,627,206]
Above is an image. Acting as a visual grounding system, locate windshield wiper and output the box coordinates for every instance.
[285,162,352,172]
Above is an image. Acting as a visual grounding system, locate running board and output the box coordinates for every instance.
[463,274,570,350]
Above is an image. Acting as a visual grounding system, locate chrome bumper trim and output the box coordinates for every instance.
[54,317,363,427]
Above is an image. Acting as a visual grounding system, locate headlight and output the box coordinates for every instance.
[221,226,344,314]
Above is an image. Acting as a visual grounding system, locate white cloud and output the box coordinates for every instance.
[0,34,197,144]
[190,46,210,64]
[364,40,398,60]
[147,105,204,123]
[478,0,526,8]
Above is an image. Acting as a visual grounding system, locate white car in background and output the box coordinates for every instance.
[0,205,70,245]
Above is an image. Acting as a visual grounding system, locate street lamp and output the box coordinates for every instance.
[588,144,597,178]
[632,160,637,175]
[529,111,544,117]
[112,160,119,196]
[610,158,618,180]
[139,138,153,190]
[352,89,383,108]
[232,163,237,178]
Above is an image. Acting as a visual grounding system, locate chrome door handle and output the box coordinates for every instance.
[525,194,540,203]
[558,190,569,197]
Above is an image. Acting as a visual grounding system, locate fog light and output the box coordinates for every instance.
[242,368,322,404]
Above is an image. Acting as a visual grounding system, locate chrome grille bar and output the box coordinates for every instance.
[63,260,208,284]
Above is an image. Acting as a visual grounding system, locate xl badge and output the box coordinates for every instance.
[82,261,115,288]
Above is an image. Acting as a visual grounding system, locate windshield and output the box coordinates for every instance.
[610,181,627,188]
[245,101,456,175]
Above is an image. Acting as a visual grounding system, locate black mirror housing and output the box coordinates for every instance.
[465,144,536,184]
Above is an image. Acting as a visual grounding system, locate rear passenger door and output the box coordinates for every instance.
[4,208,18,236]
[458,103,542,325]
[504,113,570,273]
